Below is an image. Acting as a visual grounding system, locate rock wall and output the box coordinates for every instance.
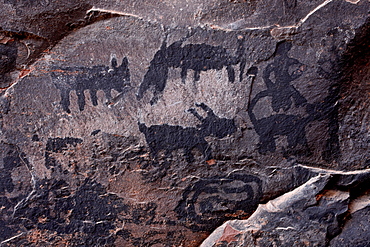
[0,0,369,246]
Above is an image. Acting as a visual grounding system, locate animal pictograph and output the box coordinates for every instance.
[137,37,246,104]
[248,105,311,154]
[138,103,237,162]
[248,42,313,155]
[51,57,130,113]
[248,89,338,155]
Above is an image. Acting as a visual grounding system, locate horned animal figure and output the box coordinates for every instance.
[137,37,246,104]
[51,57,130,113]
[139,103,237,162]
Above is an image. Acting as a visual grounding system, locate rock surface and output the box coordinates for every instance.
[0,0,369,246]
[201,167,370,246]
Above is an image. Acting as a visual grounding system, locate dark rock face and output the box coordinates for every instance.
[331,204,370,247]
[175,171,262,232]
[12,178,125,246]
[200,169,370,246]
[0,0,369,246]
[0,42,18,88]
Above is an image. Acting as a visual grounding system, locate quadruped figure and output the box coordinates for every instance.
[139,103,236,162]
[248,42,310,155]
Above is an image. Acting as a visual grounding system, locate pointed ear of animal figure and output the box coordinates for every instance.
[117,57,130,83]
[187,107,204,122]
[193,103,237,138]
[111,57,118,68]
[120,57,128,69]
[195,103,216,117]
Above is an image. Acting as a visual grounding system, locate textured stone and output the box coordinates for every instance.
[330,195,370,247]
[201,168,370,247]
[0,0,369,246]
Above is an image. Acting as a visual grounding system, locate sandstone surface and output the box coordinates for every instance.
[0,0,369,246]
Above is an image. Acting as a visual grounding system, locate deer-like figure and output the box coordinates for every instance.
[139,103,237,162]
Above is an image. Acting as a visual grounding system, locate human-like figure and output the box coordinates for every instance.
[248,42,312,155]
[257,42,307,112]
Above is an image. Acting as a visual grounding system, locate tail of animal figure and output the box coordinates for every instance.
[236,36,247,82]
